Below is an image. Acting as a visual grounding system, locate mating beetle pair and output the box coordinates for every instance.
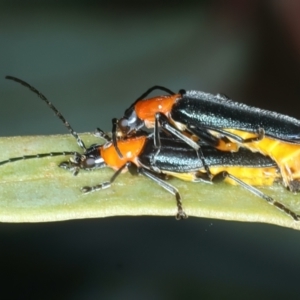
[3,76,300,220]
[113,86,300,192]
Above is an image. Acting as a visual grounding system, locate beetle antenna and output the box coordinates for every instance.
[5,76,86,151]
[0,151,78,166]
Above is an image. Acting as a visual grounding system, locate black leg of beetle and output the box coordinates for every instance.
[242,128,265,143]
[126,161,139,176]
[222,127,264,143]
[154,114,162,150]
[5,76,86,151]
[127,162,186,219]
[151,114,162,168]
[154,113,200,150]
[81,162,129,193]
[111,118,123,158]
[0,151,78,166]
[195,126,265,145]
[154,112,213,179]
[138,166,187,220]
[188,127,221,147]
[213,171,299,221]
[94,128,112,142]
[59,152,83,176]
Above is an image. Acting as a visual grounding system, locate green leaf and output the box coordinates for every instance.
[0,133,300,230]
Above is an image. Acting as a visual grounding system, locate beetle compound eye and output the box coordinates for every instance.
[119,111,140,134]
[118,118,130,133]
[85,157,96,167]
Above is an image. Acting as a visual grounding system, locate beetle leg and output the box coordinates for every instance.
[241,128,265,143]
[194,126,265,145]
[59,152,83,176]
[154,112,213,179]
[212,171,299,221]
[111,118,124,159]
[81,162,129,193]
[138,166,187,220]
[94,127,112,142]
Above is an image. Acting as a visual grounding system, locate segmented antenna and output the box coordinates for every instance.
[5,76,86,151]
[0,151,78,166]
[126,85,176,112]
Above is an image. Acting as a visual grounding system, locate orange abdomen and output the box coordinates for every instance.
[210,166,279,186]
[165,166,279,186]
[226,129,300,190]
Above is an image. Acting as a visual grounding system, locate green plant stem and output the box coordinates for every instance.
[0,133,300,230]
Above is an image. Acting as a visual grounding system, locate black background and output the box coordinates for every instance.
[1,1,300,299]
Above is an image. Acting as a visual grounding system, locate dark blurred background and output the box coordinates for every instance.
[1,1,300,299]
